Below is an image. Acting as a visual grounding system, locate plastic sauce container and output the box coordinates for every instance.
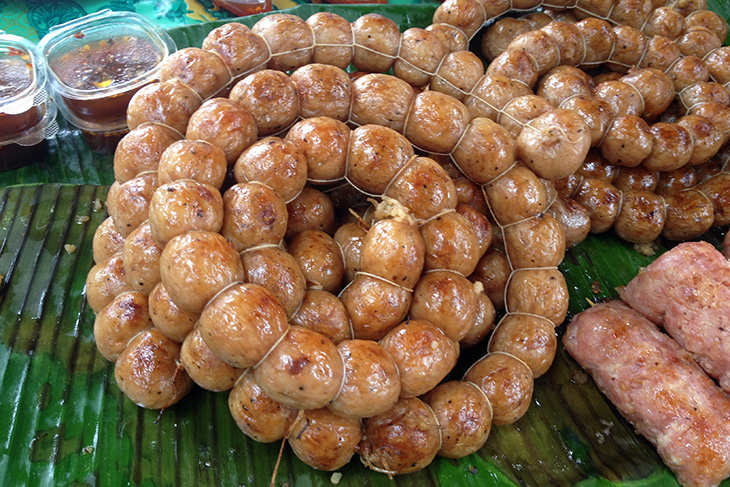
[0,31,58,171]
[39,10,175,153]
[212,0,273,16]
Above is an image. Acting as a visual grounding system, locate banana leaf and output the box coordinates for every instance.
[1,4,729,487]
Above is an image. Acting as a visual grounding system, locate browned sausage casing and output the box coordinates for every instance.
[94,291,152,362]
[181,326,243,392]
[254,326,344,410]
[359,397,441,475]
[288,408,363,471]
[114,329,192,409]
[422,381,492,458]
[228,370,298,443]
[330,339,401,418]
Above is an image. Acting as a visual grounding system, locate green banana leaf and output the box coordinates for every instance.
[1,4,729,487]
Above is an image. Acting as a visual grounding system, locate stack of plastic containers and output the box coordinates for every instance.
[0,32,58,171]
[38,10,176,154]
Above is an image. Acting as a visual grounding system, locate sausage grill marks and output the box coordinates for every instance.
[89,0,730,477]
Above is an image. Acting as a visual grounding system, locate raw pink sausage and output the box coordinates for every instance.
[619,242,730,392]
[564,301,730,487]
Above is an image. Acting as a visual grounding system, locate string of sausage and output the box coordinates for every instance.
[106,0,730,475]
[142,6,730,247]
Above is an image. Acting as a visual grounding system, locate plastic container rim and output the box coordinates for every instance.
[0,30,49,115]
[38,9,177,102]
[0,97,59,146]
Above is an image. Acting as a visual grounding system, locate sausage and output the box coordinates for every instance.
[113,124,181,183]
[180,326,243,391]
[122,222,162,295]
[410,270,478,342]
[286,117,349,183]
[619,242,730,393]
[159,230,244,313]
[186,98,257,165]
[340,274,411,341]
[419,211,480,275]
[127,80,201,135]
[148,282,199,343]
[234,137,308,203]
[106,172,159,238]
[254,326,344,410]
[92,217,125,265]
[351,15,400,71]
[307,12,353,69]
[384,156,458,221]
[202,23,269,76]
[329,339,401,418]
[228,369,298,443]
[285,186,337,239]
[251,14,313,71]
[148,179,224,248]
[288,230,344,293]
[289,289,351,344]
[159,47,231,100]
[404,91,471,154]
[114,328,192,409]
[393,28,448,88]
[221,182,288,252]
[229,69,298,136]
[86,253,134,313]
[93,291,152,362]
[564,301,730,487]
[422,381,492,458]
[287,408,362,471]
[379,319,458,398]
[290,64,352,121]
[198,282,288,369]
[240,246,307,318]
[156,139,227,189]
[359,397,441,475]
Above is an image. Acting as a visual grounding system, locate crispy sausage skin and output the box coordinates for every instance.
[563,301,730,487]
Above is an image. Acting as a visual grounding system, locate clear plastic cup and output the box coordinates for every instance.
[39,10,176,136]
[0,31,58,171]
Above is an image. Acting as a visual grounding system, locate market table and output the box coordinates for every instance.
[1,2,729,487]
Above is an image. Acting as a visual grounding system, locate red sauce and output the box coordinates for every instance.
[0,52,33,100]
[212,0,272,16]
[312,0,386,3]
[50,36,160,91]
[63,87,140,125]
[49,35,162,125]
[82,128,128,155]
[0,106,41,137]
[0,54,41,137]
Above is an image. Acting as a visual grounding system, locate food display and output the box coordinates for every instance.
[0,0,721,485]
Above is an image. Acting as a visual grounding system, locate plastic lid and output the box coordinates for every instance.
[0,30,48,116]
[38,9,176,101]
[52,89,128,134]
[0,97,58,146]
[0,30,58,146]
